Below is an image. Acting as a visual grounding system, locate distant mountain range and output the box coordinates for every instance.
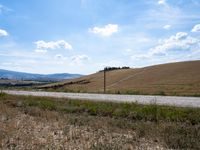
[0,69,83,81]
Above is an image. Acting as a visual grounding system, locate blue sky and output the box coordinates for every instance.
[0,0,200,74]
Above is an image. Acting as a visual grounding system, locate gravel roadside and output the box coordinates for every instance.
[3,90,200,108]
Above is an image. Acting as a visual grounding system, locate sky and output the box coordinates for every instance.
[0,0,200,75]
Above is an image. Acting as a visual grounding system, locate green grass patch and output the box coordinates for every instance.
[0,91,6,97]
[23,96,57,110]
[1,94,200,124]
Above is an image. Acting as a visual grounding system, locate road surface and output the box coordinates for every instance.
[2,90,200,108]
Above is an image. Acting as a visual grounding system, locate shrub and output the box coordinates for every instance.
[0,92,6,97]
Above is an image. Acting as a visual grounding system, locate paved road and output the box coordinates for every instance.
[3,90,200,108]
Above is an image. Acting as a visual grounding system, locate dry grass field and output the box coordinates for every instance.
[41,60,200,96]
[1,93,200,149]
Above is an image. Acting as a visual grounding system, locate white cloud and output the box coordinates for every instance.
[34,49,47,54]
[55,54,67,60]
[55,54,63,59]
[0,4,11,14]
[163,24,171,30]
[0,5,4,13]
[173,32,188,40]
[125,49,132,53]
[158,0,166,5]
[80,0,87,5]
[89,24,118,36]
[131,54,150,60]
[35,40,72,50]
[71,55,89,64]
[0,29,8,36]
[191,24,200,32]
[130,32,200,61]
[150,32,199,56]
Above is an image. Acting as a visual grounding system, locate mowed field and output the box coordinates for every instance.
[41,60,200,96]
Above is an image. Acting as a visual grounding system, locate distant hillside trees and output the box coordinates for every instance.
[99,66,130,72]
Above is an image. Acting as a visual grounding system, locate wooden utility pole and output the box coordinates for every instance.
[104,68,106,93]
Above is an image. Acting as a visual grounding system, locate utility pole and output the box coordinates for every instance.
[104,67,106,93]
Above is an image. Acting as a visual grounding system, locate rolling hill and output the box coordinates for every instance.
[0,69,82,81]
[40,60,200,96]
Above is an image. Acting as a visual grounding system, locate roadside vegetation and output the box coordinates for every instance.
[1,93,200,149]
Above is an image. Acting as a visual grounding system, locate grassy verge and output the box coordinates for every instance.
[1,93,200,149]
[1,93,199,124]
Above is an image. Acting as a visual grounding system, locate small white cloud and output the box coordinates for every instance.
[0,5,4,13]
[174,32,188,40]
[131,54,151,60]
[35,40,72,50]
[34,49,47,54]
[0,29,8,36]
[55,54,67,60]
[71,55,89,64]
[158,0,166,5]
[125,49,132,52]
[191,24,200,32]
[55,54,63,59]
[80,0,87,5]
[0,4,11,14]
[89,24,118,36]
[163,24,171,30]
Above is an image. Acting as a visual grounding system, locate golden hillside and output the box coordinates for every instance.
[41,60,200,96]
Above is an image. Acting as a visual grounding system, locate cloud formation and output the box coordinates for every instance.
[163,24,171,30]
[35,40,72,50]
[191,24,200,32]
[55,54,67,60]
[0,4,10,14]
[0,29,8,36]
[71,55,89,64]
[89,24,118,36]
[131,31,200,61]
[150,32,199,56]
[0,5,4,14]
[158,0,166,5]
